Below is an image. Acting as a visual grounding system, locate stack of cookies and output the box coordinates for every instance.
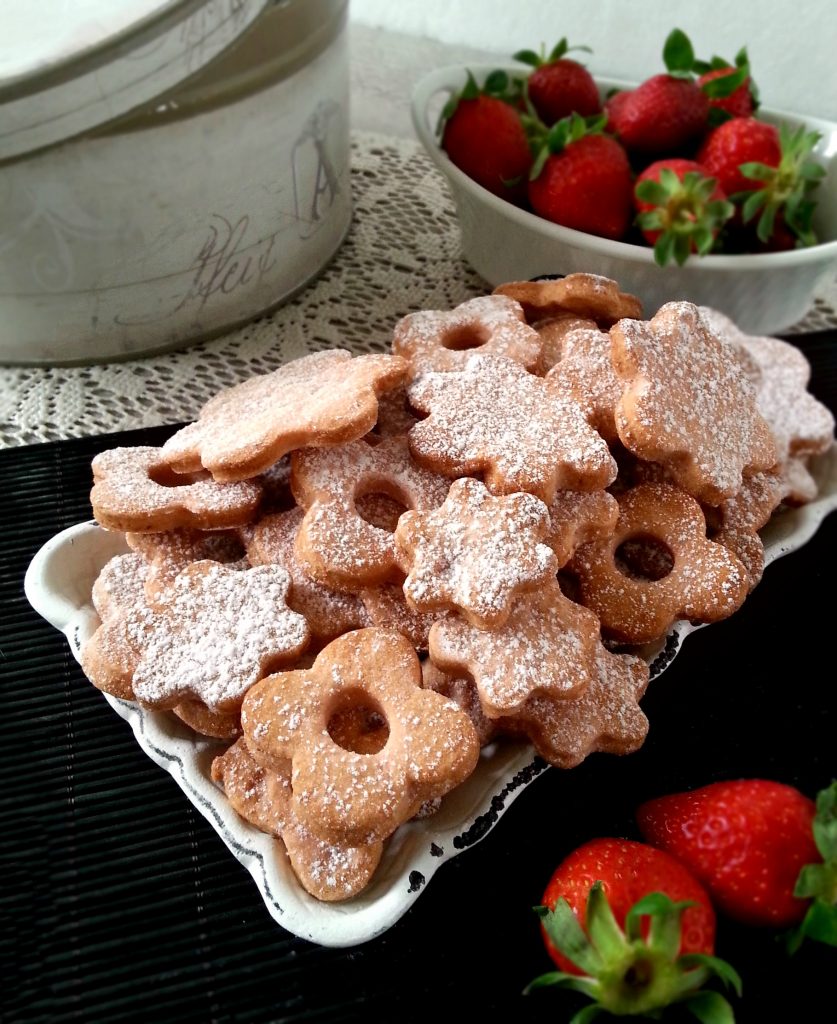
[80,274,835,902]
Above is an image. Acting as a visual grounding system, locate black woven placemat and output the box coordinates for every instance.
[2,334,836,1024]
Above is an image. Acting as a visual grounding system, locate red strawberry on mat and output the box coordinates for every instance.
[526,837,741,1019]
[637,779,837,943]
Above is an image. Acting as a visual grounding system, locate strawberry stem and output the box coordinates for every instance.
[526,883,741,1018]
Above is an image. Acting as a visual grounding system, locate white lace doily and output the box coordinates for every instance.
[3,130,836,449]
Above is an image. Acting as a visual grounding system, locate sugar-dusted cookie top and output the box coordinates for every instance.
[132,561,310,712]
[392,294,542,378]
[160,350,408,481]
[212,739,384,902]
[494,273,643,327]
[544,489,619,567]
[292,435,450,591]
[241,627,479,846]
[569,483,750,644]
[547,326,623,441]
[611,302,777,505]
[91,447,262,533]
[246,507,370,642]
[126,527,246,603]
[497,647,649,769]
[395,478,557,629]
[408,354,616,503]
[429,578,602,717]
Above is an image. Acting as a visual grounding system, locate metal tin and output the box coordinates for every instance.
[0,0,351,364]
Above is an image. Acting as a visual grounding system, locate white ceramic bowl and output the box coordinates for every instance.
[412,65,837,335]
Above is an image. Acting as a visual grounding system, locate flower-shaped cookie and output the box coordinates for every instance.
[292,435,450,590]
[126,527,247,603]
[91,447,262,533]
[82,552,155,700]
[392,294,542,378]
[360,579,437,650]
[610,302,777,506]
[408,354,616,503]
[241,628,479,845]
[534,313,597,373]
[709,468,787,589]
[737,333,835,463]
[428,578,602,717]
[546,327,623,441]
[544,489,619,567]
[395,478,557,628]
[160,350,407,481]
[494,273,643,326]
[246,507,370,641]
[212,739,383,902]
[132,561,310,712]
[420,660,498,747]
[497,648,650,769]
[569,483,749,644]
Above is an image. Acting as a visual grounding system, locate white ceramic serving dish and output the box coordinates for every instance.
[23,445,837,947]
[411,65,837,335]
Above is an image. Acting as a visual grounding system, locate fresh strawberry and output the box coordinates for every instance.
[698,65,756,122]
[605,30,709,155]
[527,113,633,240]
[635,158,733,265]
[698,118,825,245]
[637,779,831,929]
[439,71,532,201]
[513,39,602,125]
[527,838,741,1020]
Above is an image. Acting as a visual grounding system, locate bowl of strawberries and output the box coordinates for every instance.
[411,30,837,334]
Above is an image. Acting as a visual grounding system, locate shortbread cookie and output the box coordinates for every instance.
[569,483,750,644]
[246,507,369,642]
[292,435,449,590]
[497,648,650,768]
[544,490,619,567]
[82,553,154,700]
[173,700,241,740]
[429,578,602,717]
[212,739,383,901]
[547,327,623,441]
[494,273,643,326]
[534,314,598,373]
[420,660,498,747]
[241,628,479,845]
[160,350,408,481]
[611,302,777,505]
[132,561,310,712]
[359,579,437,650]
[395,478,557,628]
[408,354,616,503]
[91,447,262,533]
[126,528,247,604]
[392,294,542,378]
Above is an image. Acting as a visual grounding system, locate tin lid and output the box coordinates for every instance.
[0,0,272,161]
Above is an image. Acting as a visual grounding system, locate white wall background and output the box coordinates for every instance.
[350,0,837,121]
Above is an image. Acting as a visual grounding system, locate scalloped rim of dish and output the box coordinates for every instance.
[411,65,837,271]
[24,446,837,947]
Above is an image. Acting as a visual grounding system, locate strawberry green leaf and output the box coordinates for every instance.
[585,882,629,960]
[812,780,837,860]
[513,48,542,67]
[681,990,737,1024]
[796,900,837,947]
[569,1005,604,1024]
[523,971,600,997]
[740,190,768,223]
[708,107,734,127]
[636,180,671,206]
[756,204,778,243]
[700,64,749,98]
[535,900,604,976]
[739,161,775,182]
[678,954,743,997]
[484,69,510,95]
[663,28,696,74]
[653,232,677,267]
[549,38,570,61]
